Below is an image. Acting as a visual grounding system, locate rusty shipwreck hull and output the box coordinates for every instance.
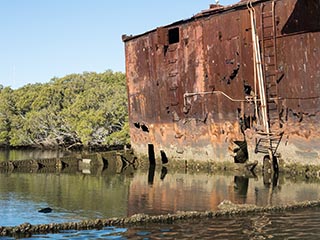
[123,0,320,165]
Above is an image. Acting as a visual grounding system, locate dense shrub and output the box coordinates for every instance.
[0,70,129,149]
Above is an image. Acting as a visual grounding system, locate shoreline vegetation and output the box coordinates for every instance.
[0,70,130,150]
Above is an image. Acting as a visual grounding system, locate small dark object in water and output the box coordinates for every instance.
[38,207,52,213]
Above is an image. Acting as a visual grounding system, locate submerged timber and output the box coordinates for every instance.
[2,200,320,237]
[122,0,320,167]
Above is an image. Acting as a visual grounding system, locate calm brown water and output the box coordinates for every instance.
[1,150,320,239]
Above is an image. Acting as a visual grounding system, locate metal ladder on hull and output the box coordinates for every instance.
[261,1,280,130]
[247,1,283,164]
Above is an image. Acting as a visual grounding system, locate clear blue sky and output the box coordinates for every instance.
[0,0,238,89]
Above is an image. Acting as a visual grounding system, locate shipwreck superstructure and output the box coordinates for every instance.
[122,0,320,167]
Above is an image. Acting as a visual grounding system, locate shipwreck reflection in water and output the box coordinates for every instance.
[128,161,319,216]
[233,176,249,204]
[0,153,320,226]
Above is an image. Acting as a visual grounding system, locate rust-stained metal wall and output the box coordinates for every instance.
[123,0,320,164]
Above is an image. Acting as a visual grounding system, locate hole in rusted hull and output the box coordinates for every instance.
[141,124,149,132]
[244,83,252,95]
[230,64,240,80]
[168,27,180,44]
[233,140,249,163]
[134,122,149,133]
[218,31,222,41]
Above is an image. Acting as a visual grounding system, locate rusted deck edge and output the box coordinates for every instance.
[122,0,270,42]
[1,200,320,237]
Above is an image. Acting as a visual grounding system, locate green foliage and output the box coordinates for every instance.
[0,71,129,149]
[0,87,14,145]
